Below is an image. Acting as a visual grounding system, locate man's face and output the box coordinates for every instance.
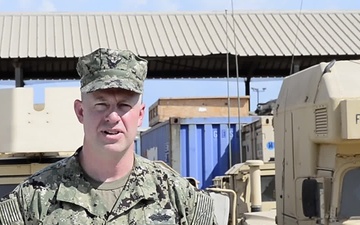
[74,88,144,155]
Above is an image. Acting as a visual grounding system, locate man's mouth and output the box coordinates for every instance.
[102,130,120,135]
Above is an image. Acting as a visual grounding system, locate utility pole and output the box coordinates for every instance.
[251,87,266,105]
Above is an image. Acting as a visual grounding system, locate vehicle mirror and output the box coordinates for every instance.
[302,178,320,218]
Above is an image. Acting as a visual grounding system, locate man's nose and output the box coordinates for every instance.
[106,111,121,123]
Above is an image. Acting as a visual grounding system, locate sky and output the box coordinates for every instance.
[0,0,359,128]
[0,0,360,12]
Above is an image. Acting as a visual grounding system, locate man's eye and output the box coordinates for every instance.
[95,103,107,110]
[118,103,132,111]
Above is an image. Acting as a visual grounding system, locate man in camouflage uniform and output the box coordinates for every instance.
[0,48,218,224]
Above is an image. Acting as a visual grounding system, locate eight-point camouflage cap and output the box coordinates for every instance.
[76,48,148,93]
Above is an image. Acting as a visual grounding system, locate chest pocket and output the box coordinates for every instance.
[41,206,105,225]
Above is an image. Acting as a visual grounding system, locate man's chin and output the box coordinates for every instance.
[102,144,129,154]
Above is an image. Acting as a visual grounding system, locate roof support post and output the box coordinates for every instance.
[244,77,251,112]
[13,59,24,87]
[244,77,251,97]
[292,61,300,74]
[245,63,257,112]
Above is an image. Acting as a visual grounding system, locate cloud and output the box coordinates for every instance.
[39,0,56,11]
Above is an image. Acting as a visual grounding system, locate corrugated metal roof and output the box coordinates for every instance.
[0,11,359,58]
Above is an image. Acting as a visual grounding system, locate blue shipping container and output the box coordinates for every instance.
[134,138,141,155]
[140,116,258,189]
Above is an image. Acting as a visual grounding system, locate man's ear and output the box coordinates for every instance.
[137,103,145,127]
[74,99,84,124]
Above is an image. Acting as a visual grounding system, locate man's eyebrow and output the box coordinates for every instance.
[93,95,107,101]
[93,95,131,103]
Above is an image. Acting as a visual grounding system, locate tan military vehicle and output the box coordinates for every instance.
[208,115,277,225]
[273,59,360,224]
[242,115,275,163]
[210,160,276,225]
[213,59,360,225]
[0,87,82,198]
[239,59,360,225]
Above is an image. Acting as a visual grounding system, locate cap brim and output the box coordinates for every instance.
[80,71,142,94]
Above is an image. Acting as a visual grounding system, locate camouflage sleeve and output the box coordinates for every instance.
[0,194,25,225]
[156,162,218,225]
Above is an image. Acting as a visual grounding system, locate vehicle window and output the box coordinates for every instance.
[261,175,276,201]
[0,184,17,198]
[339,168,360,219]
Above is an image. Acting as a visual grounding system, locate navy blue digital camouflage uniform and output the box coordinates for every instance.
[0,148,217,224]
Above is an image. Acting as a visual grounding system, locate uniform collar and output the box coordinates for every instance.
[55,148,158,218]
[109,154,160,218]
[55,147,108,217]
